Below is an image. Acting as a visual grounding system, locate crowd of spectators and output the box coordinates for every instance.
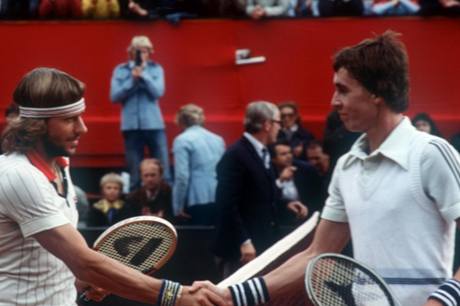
[0,0,458,20]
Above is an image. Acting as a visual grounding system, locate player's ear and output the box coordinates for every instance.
[371,94,384,106]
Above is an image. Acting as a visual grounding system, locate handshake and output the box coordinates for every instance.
[178,277,269,306]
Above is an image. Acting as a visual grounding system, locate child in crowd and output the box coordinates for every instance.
[87,172,133,226]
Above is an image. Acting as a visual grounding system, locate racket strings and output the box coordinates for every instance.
[97,222,175,273]
[310,258,391,306]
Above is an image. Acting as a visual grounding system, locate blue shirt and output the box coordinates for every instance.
[110,60,165,130]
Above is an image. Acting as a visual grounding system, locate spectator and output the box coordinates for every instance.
[270,141,320,225]
[119,0,180,19]
[412,112,442,137]
[127,158,174,222]
[213,101,305,278]
[277,101,315,161]
[370,0,420,15]
[110,35,171,191]
[305,140,332,204]
[172,104,225,225]
[245,0,291,19]
[294,0,321,16]
[38,0,82,18]
[87,173,132,227]
[81,0,120,18]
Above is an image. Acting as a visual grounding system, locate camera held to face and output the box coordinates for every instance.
[135,49,142,67]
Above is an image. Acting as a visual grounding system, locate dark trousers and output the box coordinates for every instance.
[123,129,171,191]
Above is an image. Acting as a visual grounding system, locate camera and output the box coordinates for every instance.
[135,49,142,67]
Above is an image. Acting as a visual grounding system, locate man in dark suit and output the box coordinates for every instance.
[213,101,306,278]
[270,141,323,226]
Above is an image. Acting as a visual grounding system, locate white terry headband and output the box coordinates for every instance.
[19,98,86,118]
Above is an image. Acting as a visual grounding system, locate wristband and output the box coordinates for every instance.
[229,277,270,306]
[428,278,460,306]
[157,280,182,306]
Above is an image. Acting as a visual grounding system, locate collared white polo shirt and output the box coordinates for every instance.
[322,117,460,306]
[0,153,78,306]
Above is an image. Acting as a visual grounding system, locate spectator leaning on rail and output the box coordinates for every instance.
[127,158,174,222]
[172,104,225,225]
[110,35,171,191]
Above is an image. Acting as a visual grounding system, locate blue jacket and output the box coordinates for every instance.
[172,125,225,215]
[110,61,165,130]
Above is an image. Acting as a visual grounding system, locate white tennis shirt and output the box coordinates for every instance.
[0,152,78,306]
[322,117,460,306]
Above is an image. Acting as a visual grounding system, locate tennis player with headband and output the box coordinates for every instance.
[0,67,225,306]
[194,31,460,306]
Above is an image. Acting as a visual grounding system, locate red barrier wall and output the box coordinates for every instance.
[0,18,459,167]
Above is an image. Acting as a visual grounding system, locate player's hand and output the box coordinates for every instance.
[240,241,256,264]
[190,281,234,306]
[81,286,109,302]
[178,284,227,306]
[287,201,308,219]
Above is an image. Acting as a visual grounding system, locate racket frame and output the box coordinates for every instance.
[305,253,400,306]
[92,215,178,275]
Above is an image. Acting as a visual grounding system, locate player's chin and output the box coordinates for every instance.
[64,146,78,156]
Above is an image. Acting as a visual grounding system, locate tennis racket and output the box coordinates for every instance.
[305,253,400,306]
[78,216,177,303]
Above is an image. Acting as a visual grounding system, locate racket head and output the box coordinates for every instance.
[93,216,177,275]
[305,253,399,306]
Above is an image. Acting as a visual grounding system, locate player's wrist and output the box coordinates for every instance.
[428,278,460,306]
[156,280,182,306]
[223,287,234,306]
[228,277,270,306]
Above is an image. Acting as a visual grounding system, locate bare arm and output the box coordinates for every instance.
[264,219,350,299]
[34,224,160,303]
[34,224,225,305]
[200,219,351,305]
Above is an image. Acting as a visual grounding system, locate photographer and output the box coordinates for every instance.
[110,35,171,191]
